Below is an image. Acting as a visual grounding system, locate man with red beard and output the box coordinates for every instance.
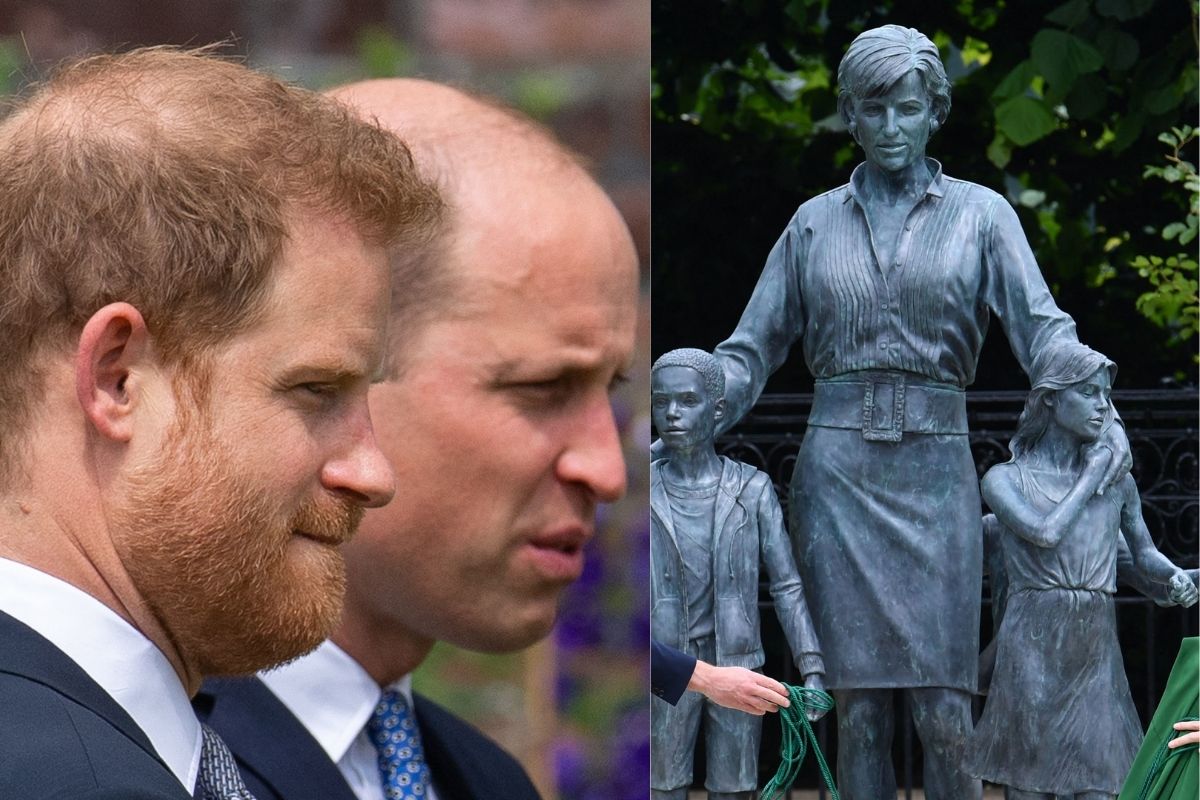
[195,80,639,800]
[0,50,440,800]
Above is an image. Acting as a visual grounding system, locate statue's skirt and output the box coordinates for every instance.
[790,425,981,692]
[965,588,1140,793]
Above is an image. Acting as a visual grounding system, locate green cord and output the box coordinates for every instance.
[1134,716,1199,800]
[760,684,840,800]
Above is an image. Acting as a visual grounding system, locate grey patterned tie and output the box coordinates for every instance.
[198,724,257,800]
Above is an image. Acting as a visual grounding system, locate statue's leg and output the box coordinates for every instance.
[1003,789,1053,800]
[651,676,705,796]
[908,687,980,800]
[704,687,761,798]
[651,791,688,800]
[834,688,896,800]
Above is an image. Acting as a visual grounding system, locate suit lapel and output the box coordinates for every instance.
[0,610,169,772]
[197,677,358,800]
[416,695,478,798]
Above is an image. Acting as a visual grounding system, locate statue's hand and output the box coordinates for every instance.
[1096,422,1131,495]
[1081,440,1112,473]
[802,673,828,722]
[1168,571,1199,608]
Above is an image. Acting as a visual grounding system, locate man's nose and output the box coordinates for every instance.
[556,394,627,503]
[320,406,396,508]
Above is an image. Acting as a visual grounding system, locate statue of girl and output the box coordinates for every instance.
[964,342,1198,799]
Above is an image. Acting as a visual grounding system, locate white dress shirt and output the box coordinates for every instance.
[0,558,202,794]
[259,640,440,800]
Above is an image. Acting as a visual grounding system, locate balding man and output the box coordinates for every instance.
[195,80,640,800]
[0,51,438,800]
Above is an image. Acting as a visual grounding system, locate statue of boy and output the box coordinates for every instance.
[650,348,826,800]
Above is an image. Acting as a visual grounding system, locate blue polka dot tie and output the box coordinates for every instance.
[367,689,431,799]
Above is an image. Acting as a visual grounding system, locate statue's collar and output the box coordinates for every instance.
[844,158,945,204]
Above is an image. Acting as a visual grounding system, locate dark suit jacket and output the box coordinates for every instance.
[0,611,192,799]
[650,639,695,706]
[196,675,543,800]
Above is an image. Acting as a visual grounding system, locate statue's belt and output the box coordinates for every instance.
[809,373,968,442]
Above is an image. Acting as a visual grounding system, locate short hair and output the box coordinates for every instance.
[837,25,952,132]
[1009,342,1116,459]
[652,348,725,401]
[0,46,443,485]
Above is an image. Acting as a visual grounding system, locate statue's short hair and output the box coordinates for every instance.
[652,348,725,401]
[837,25,952,133]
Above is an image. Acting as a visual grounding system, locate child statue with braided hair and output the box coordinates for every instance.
[964,343,1198,799]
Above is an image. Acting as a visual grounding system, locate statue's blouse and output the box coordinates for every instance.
[715,160,1078,428]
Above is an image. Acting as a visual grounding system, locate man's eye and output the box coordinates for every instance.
[511,379,572,405]
[295,383,340,402]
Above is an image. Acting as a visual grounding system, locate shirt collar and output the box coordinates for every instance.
[0,558,202,793]
[259,639,414,765]
[844,157,945,204]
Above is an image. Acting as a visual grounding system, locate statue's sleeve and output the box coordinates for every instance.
[713,214,807,434]
[756,476,824,676]
[981,196,1079,377]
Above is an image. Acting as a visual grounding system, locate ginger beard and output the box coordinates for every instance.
[111,418,363,676]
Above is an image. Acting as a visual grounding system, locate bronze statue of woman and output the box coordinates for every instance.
[700,24,1132,799]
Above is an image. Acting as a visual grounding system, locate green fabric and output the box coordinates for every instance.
[1119,637,1199,800]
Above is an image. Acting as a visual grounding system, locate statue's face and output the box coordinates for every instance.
[652,365,722,451]
[1049,367,1112,442]
[850,70,933,173]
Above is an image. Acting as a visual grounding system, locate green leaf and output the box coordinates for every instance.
[1094,26,1140,73]
[1111,111,1145,153]
[961,36,993,67]
[1144,84,1181,115]
[1037,208,1062,245]
[986,134,1010,168]
[1096,0,1156,21]
[995,95,1059,146]
[1031,29,1103,94]
[1046,0,1091,27]
[1019,189,1047,207]
[991,60,1036,101]
[1164,221,1186,240]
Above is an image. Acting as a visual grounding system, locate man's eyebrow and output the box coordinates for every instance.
[276,360,367,385]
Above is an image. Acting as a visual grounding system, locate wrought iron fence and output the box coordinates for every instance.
[703,389,1199,797]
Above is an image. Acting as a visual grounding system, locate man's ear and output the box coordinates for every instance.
[75,303,153,443]
[713,396,726,422]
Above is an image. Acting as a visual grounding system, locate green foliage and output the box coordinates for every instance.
[1129,126,1199,350]
[0,37,26,95]
[355,25,414,78]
